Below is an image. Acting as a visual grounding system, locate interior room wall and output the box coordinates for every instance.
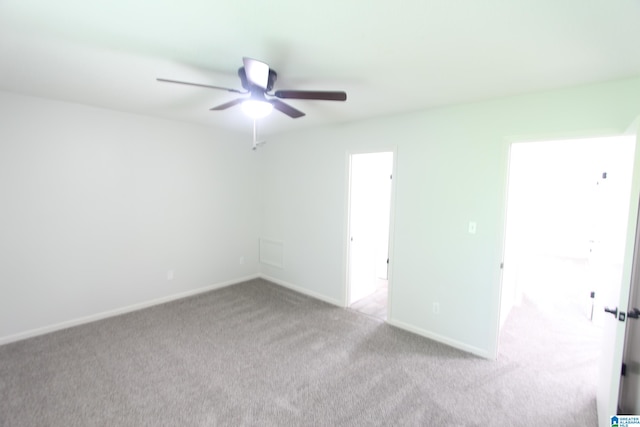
[0,91,260,343]
[259,76,640,358]
[2,76,640,357]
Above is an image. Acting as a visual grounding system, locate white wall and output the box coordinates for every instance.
[0,91,260,342]
[259,76,640,358]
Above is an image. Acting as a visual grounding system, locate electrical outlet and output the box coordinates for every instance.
[239,256,245,265]
[167,270,174,281]
[433,302,440,314]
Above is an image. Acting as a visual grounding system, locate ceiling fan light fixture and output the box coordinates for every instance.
[241,100,273,119]
[158,57,346,121]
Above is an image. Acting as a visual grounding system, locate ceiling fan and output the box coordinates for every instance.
[157,57,347,119]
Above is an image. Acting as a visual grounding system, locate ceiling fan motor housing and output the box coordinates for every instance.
[238,67,278,92]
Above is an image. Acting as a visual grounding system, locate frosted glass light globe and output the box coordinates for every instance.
[241,100,273,119]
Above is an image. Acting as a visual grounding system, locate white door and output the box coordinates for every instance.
[597,125,640,426]
[619,257,640,413]
[347,152,393,304]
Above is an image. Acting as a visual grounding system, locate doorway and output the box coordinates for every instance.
[347,151,394,320]
[500,136,635,330]
[498,136,636,416]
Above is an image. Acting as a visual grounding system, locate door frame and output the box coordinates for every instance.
[343,147,398,321]
[494,127,640,364]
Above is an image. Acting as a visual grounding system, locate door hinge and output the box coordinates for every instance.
[622,363,627,376]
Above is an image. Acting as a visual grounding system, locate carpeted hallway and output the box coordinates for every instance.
[0,278,599,426]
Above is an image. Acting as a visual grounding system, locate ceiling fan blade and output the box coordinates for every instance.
[274,90,347,101]
[157,78,246,94]
[270,99,305,118]
[210,98,245,111]
[242,57,270,89]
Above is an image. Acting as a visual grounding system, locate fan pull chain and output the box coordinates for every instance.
[252,119,266,150]
[253,119,257,150]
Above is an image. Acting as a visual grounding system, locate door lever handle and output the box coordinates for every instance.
[627,308,640,319]
[604,307,618,317]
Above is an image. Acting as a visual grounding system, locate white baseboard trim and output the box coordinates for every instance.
[258,276,489,358]
[260,274,345,307]
[386,317,491,359]
[0,273,260,346]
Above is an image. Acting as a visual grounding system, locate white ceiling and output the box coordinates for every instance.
[2,1,640,137]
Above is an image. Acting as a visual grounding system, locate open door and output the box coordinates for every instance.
[597,122,640,426]
[619,237,640,414]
